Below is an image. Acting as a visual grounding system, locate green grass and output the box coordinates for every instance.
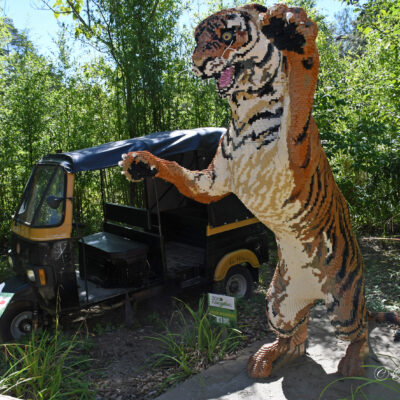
[320,359,400,400]
[149,297,244,391]
[145,311,165,332]
[0,325,95,400]
[320,373,400,400]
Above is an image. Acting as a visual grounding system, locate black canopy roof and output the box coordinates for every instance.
[39,128,226,173]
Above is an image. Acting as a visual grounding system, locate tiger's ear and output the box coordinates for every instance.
[258,4,318,55]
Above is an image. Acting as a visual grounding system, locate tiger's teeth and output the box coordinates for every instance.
[286,12,294,22]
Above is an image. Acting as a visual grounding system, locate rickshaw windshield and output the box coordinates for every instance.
[15,165,67,227]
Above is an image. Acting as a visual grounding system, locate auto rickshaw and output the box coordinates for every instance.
[0,128,271,341]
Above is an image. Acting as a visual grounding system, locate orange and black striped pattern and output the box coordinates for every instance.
[368,311,400,341]
[120,4,399,377]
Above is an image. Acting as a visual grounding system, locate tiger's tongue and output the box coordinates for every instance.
[218,66,233,89]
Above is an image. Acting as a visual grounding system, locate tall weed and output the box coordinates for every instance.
[150,297,243,389]
[0,327,94,400]
[320,357,400,400]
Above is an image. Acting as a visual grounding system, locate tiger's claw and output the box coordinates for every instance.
[119,151,158,182]
[262,4,318,45]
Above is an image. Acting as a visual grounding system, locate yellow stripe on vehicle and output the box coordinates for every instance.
[207,217,259,236]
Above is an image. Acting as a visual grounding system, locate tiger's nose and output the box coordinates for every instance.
[192,49,205,75]
[191,58,203,77]
[192,46,202,64]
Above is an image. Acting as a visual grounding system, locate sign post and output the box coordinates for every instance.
[208,293,237,327]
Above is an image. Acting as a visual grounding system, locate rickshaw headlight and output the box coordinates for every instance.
[27,270,36,282]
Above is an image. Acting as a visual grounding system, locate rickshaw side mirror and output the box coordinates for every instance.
[46,195,64,209]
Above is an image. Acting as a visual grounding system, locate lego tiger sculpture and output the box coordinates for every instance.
[121,4,400,377]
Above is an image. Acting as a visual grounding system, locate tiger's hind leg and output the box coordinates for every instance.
[337,330,369,377]
[326,284,369,376]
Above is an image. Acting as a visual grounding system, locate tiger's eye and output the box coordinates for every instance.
[222,31,233,42]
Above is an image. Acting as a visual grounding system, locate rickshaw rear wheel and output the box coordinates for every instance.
[0,301,34,342]
[213,265,253,298]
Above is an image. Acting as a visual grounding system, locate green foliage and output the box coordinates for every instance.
[0,2,232,243]
[313,0,400,234]
[0,329,94,399]
[0,255,13,283]
[1,0,400,245]
[149,297,243,389]
[48,0,186,137]
[0,15,11,52]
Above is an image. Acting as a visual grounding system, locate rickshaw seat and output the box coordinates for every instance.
[104,202,151,231]
[81,231,148,257]
[102,202,162,249]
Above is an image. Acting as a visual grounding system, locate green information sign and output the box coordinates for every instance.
[0,293,13,317]
[208,293,237,327]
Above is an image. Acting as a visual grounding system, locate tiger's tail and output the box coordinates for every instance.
[367,311,400,342]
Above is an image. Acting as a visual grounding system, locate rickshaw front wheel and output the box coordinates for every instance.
[0,301,34,342]
[214,265,253,299]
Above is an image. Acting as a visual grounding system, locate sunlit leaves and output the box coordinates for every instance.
[0,14,11,50]
[51,0,83,16]
[314,0,400,233]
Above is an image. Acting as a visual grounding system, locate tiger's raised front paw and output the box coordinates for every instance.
[119,151,158,182]
[260,4,318,56]
[266,4,317,38]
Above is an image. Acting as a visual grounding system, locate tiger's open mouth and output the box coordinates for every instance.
[216,66,234,90]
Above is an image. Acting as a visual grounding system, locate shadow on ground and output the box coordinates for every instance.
[156,305,400,400]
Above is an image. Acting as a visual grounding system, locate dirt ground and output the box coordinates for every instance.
[69,238,400,400]
[74,286,269,399]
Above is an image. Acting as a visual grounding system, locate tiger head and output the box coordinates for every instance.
[192,4,318,101]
